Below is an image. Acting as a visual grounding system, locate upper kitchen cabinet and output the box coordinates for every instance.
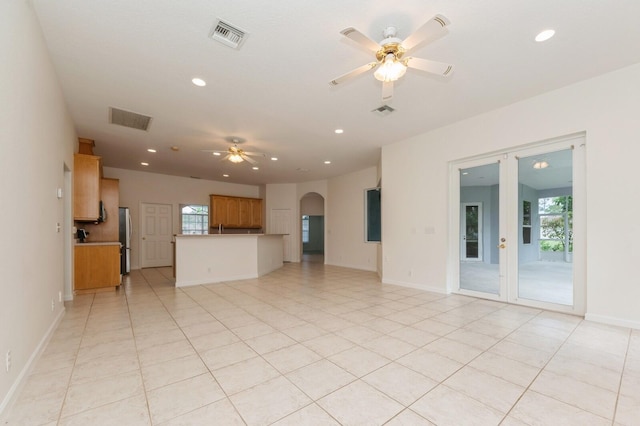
[73,153,102,221]
[209,195,263,230]
[80,178,119,241]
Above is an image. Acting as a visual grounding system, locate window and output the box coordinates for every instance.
[180,204,209,234]
[538,196,572,253]
[301,215,309,243]
[522,200,532,244]
[365,188,381,242]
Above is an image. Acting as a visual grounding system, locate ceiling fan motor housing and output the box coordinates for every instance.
[376,42,405,62]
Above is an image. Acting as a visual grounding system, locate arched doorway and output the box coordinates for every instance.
[300,192,325,263]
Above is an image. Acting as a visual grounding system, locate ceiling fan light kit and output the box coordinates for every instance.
[330,14,454,101]
[374,53,407,82]
[202,136,266,166]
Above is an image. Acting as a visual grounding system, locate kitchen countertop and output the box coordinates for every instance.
[175,234,287,237]
[75,241,121,246]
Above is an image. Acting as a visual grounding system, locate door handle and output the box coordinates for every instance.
[498,243,506,249]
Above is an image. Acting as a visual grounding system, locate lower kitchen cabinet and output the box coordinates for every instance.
[74,244,121,292]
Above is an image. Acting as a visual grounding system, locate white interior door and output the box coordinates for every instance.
[140,203,173,268]
[451,136,585,314]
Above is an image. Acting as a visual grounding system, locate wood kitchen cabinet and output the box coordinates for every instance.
[249,199,262,228]
[74,244,121,292]
[73,153,102,221]
[81,178,119,242]
[209,195,263,230]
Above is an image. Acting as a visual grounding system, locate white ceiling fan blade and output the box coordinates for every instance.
[340,27,381,52]
[242,151,266,157]
[220,154,231,162]
[405,57,454,77]
[402,14,450,52]
[241,154,257,165]
[329,62,378,86]
[382,80,394,102]
[201,149,225,156]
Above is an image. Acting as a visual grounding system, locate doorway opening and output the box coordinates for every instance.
[300,192,325,264]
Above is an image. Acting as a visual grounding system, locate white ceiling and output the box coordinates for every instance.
[32,0,640,185]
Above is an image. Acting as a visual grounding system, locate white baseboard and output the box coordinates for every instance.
[584,313,640,330]
[0,307,66,419]
[176,273,258,287]
[382,278,448,294]
[325,261,377,273]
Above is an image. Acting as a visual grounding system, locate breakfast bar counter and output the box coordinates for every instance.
[174,234,284,287]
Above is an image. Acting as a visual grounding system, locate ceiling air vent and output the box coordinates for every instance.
[372,105,395,117]
[109,107,152,131]
[209,19,248,49]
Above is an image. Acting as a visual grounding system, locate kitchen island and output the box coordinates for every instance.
[174,234,284,287]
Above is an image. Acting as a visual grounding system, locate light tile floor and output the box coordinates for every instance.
[3,263,639,425]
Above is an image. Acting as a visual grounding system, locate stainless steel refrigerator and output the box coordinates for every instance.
[119,207,131,274]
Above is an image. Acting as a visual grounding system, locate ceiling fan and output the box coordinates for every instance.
[329,14,454,102]
[202,137,265,165]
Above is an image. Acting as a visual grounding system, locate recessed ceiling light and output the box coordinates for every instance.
[252,166,259,170]
[324,160,331,165]
[213,152,221,156]
[223,174,229,177]
[141,162,149,166]
[533,161,549,169]
[271,157,278,161]
[147,148,156,153]
[334,129,344,134]
[535,29,555,42]
[191,77,206,87]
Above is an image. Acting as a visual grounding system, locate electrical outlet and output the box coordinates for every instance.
[59,291,62,303]
[5,350,11,372]
[409,269,413,277]
[51,299,55,312]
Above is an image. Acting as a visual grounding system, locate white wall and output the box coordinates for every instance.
[326,167,378,271]
[0,0,76,414]
[300,193,325,216]
[265,183,298,261]
[104,167,260,269]
[382,63,640,328]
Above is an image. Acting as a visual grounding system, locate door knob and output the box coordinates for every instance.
[498,243,506,249]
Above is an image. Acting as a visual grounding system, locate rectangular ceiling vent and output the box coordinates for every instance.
[372,105,395,117]
[109,107,152,131]
[209,19,247,49]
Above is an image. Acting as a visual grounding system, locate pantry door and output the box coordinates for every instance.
[140,202,173,268]
[451,136,585,314]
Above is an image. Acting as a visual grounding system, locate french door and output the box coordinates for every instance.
[450,136,585,314]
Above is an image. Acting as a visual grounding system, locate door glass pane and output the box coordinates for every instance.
[517,150,573,305]
[459,163,500,295]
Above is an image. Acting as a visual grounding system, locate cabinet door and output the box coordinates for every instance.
[82,178,119,241]
[73,154,102,221]
[250,199,263,229]
[238,198,251,227]
[74,245,120,290]
[210,196,228,228]
[226,197,240,227]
